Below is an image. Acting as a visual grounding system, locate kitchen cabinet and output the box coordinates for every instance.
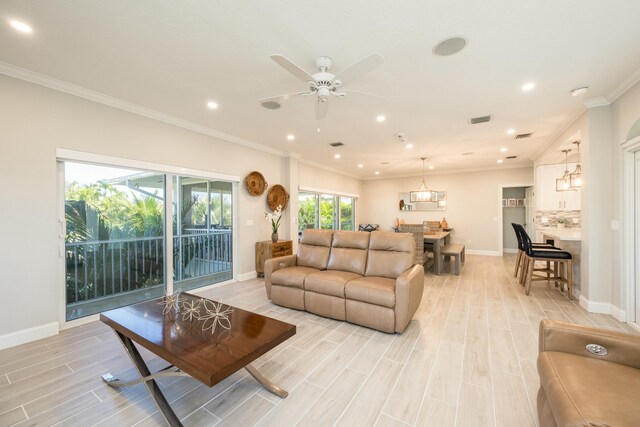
[535,163,581,211]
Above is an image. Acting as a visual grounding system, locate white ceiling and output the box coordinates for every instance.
[2,1,640,178]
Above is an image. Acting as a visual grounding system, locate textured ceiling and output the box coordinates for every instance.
[1,0,640,178]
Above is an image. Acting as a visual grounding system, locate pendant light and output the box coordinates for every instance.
[411,157,433,202]
[570,141,582,188]
[556,149,572,192]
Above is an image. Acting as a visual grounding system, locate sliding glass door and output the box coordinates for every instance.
[63,162,234,321]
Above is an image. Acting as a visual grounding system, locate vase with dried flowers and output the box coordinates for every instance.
[265,204,283,242]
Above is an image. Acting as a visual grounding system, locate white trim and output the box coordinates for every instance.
[578,294,612,314]
[503,248,518,254]
[0,62,287,158]
[0,322,59,351]
[61,313,101,330]
[298,158,362,180]
[189,278,237,295]
[497,182,534,256]
[608,65,640,103]
[611,305,628,322]
[466,249,500,256]
[237,271,258,281]
[56,148,240,183]
[298,185,359,199]
[532,104,586,162]
[363,163,532,181]
[621,136,640,325]
[583,96,611,108]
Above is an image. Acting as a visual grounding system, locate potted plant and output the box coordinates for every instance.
[556,217,571,229]
[265,204,283,242]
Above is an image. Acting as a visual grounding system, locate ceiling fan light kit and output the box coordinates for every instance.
[260,53,385,121]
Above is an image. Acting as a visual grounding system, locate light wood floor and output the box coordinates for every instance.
[1,255,636,427]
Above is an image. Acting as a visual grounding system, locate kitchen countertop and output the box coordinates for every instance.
[537,228,581,242]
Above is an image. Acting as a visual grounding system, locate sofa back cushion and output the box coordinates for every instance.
[327,230,370,275]
[297,229,334,270]
[365,231,414,279]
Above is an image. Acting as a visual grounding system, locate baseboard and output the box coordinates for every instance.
[503,248,518,254]
[611,305,627,322]
[466,249,500,256]
[0,322,59,351]
[237,271,257,281]
[578,294,620,316]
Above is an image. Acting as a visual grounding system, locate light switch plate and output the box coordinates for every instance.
[610,220,619,231]
[246,219,254,227]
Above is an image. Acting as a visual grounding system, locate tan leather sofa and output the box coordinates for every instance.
[537,319,640,427]
[264,229,424,333]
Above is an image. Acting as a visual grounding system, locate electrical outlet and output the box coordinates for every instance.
[246,219,254,226]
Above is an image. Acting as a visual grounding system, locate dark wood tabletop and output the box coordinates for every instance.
[100,293,296,387]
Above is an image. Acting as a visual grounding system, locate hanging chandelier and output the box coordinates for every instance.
[556,149,572,192]
[570,141,582,188]
[411,157,434,202]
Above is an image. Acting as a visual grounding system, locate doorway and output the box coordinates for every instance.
[501,186,533,253]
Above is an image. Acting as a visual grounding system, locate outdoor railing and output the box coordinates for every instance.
[65,229,233,309]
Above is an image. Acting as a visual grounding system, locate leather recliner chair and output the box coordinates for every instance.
[537,319,640,426]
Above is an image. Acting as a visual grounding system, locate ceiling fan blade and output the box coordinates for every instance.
[334,53,384,85]
[257,91,312,103]
[315,99,329,120]
[271,54,315,83]
[340,90,385,100]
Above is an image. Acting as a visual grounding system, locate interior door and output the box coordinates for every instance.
[525,186,536,237]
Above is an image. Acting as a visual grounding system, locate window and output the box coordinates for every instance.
[63,161,235,321]
[298,191,356,231]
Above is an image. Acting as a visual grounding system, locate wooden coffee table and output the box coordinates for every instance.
[100,293,296,427]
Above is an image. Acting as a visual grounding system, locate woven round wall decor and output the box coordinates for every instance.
[244,171,267,196]
[267,184,289,211]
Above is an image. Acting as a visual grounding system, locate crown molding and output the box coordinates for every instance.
[362,163,533,181]
[297,158,363,181]
[0,62,287,158]
[531,103,586,162]
[583,96,611,108]
[607,65,640,103]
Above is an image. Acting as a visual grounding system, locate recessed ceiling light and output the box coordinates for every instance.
[357,164,364,168]
[286,134,295,141]
[429,166,435,170]
[406,143,413,149]
[500,147,507,152]
[433,37,467,56]
[376,115,386,122]
[9,20,33,34]
[374,171,380,175]
[507,128,516,135]
[206,101,218,109]
[522,82,535,92]
[570,86,589,97]
[497,159,504,163]
[334,154,341,159]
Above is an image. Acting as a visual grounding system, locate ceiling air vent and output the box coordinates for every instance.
[506,156,517,159]
[329,142,344,147]
[470,115,491,124]
[515,133,533,139]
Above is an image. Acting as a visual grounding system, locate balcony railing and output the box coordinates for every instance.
[65,229,233,320]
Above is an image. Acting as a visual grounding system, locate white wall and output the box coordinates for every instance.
[0,74,354,342]
[298,162,362,196]
[359,167,533,253]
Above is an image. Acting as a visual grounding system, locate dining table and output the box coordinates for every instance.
[424,230,452,275]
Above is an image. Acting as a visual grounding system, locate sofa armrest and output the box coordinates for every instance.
[394,264,424,333]
[264,254,297,299]
[539,319,640,369]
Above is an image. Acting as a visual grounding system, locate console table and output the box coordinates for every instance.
[256,240,293,277]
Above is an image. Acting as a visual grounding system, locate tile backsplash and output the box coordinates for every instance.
[535,210,581,228]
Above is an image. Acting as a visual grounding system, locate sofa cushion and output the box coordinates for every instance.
[271,266,319,289]
[305,270,363,297]
[327,230,370,275]
[538,351,640,426]
[365,231,414,279]
[345,276,396,308]
[297,229,334,270]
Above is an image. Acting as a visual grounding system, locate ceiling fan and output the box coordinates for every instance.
[259,53,385,120]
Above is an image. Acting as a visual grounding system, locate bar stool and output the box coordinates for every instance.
[521,229,573,300]
[511,223,558,284]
